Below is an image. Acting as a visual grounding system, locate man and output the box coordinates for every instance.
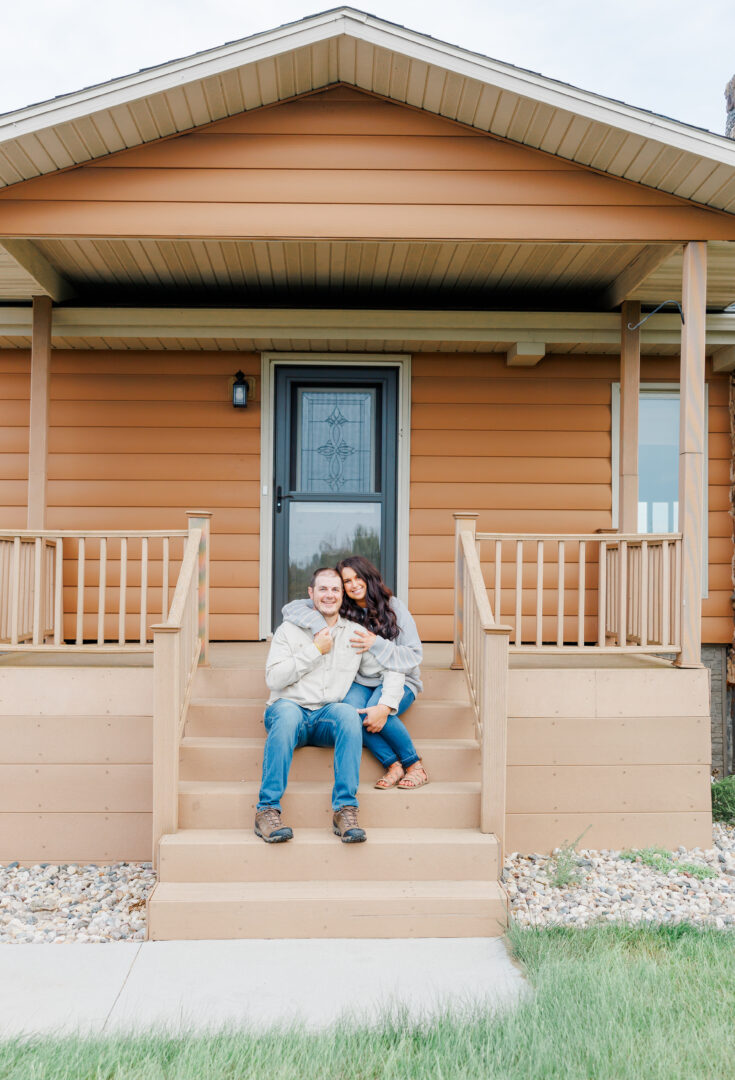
[255,567,405,845]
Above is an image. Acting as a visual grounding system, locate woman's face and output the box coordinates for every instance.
[341,566,367,605]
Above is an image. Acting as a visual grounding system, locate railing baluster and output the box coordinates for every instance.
[536,541,544,647]
[673,539,682,649]
[32,537,42,645]
[597,541,607,646]
[617,540,627,647]
[640,540,648,646]
[515,540,523,646]
[0,542,7,640]
[76,537,85,645]
[577,540,586,646]
[10,537,20,645]
[631,544,636,641]
[97,537,107,645]
[557,540,565,646]
[494,539,502,623]
[162,537,170,621]
[662,540,670,646]
[140,537,149,645]
[119,537,127,645]
[54,537,63,645]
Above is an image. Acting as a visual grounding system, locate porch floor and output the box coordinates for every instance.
[0,641,675,669]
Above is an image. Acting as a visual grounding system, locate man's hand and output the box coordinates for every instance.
[314,628,333,655]
[359,704,389,733]
[350,627,377,652]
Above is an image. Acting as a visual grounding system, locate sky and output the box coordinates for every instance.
[1,0,734,135]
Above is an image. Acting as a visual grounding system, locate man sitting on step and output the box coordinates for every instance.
[255,566,405,845]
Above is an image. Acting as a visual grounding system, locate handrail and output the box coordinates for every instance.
[150,512,211,864]
[477,532,681,543]
[453,514,510,853]
[0,530,188,539]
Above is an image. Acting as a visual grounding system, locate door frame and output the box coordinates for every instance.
[258,352,412,638]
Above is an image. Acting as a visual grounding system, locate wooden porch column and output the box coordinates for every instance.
[27,295,52,529]
[677,241,707,668]
[619,300,640,532]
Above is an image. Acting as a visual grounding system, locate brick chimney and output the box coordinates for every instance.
[727,76,735,137]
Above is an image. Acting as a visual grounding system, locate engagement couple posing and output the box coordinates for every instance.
[254,557,425,845]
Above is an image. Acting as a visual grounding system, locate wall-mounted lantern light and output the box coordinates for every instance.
[232,370,248,408]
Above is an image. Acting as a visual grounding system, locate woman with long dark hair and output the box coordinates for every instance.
[282,555,427,789]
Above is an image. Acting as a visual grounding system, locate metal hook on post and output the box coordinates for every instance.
[627,300,685,331]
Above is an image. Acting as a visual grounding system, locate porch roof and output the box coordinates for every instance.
[2,8,735,207]
[1,9,735,313]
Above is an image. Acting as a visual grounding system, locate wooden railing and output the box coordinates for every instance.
[151,517,210,861]
[452,514,510,850]
[0,520,213,649]
[0,536,56,644]
[478,531,682,653]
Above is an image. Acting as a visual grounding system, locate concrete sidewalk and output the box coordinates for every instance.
[0,938,526,1037]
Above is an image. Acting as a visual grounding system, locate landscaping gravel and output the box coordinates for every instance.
[505,823,735,928]
[0,862,155,943]
[1,826,734,940]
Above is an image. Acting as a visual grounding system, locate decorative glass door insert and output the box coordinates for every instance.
[272,366,398,622]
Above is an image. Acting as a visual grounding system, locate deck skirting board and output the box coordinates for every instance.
[506,811,712,853]
[508,715,709,766]
[0,811,152,863]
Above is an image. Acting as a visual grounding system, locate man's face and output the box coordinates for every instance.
[308,572,343,618]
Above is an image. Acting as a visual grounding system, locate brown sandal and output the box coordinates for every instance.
[374,762,405,789]
[396,761,429,789]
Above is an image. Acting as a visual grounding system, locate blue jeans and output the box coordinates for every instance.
[258,699,362,813]
[342,682,418,769]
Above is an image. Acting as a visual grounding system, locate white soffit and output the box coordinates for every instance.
[1,8,735,213]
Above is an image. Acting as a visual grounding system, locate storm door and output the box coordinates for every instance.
[272,365,398,625]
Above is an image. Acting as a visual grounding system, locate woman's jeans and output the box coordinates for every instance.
[342,682,418,769]
[258,699,362,813]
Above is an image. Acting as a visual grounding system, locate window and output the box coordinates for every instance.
[611,383,708,595]
[638,390,680,533]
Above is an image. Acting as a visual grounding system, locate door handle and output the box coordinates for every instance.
[275,486,293,513]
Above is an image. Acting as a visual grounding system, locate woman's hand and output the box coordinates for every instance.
[349,627,376,652]
[359,704,389,732]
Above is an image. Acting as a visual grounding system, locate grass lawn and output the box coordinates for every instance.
[2,924,735,1079]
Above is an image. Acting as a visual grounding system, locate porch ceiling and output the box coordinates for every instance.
[1,238,735,312]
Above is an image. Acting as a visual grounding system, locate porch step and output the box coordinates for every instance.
[147,878,507,940]
[179,736,480,782]
[185,698,475,739]
[192,665,469,702]
[178,780,480,830]
[158,828,500,882]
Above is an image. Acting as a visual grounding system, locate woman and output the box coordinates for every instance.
[282,556,427,789]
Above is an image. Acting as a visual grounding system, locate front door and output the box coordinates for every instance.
[272,365,398,626]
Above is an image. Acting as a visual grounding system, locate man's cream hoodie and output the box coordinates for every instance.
[266,618,405,711]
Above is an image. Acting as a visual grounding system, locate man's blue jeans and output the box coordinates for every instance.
[258,699,362,813]
[342,682,418,769]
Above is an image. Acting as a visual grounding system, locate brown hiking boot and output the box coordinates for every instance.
[254,807,293,843]
[332,806,366,843]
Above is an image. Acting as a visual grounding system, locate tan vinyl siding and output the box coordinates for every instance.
[1,87,735,242]
[408,353,732,644]
[0,353,29,528]
[0,347,731,645]
[44,350,260,641]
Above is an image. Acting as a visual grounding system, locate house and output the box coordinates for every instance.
[0,8,733,937]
